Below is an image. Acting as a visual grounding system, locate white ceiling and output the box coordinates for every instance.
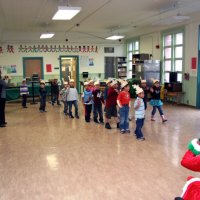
[0,0,200,44]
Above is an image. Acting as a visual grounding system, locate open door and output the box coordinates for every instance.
[60,56,79,92]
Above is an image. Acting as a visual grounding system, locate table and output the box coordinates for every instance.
[6,84,52,101]
[164,91,185,104]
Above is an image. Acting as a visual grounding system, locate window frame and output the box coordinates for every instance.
[162,28,185,83]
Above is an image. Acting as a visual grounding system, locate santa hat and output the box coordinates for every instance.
[174,176,200,200]
[133,84,143,95]
[188,138,200,156]
[175,138,200,200]
[181,138,200,172]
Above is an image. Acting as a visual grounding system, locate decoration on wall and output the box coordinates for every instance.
[0,45,14,54]
[46,64,52,72]
[0,65,17,74]
[18,45,98,53]
[191,57,197,70]
[7,45,14,53]
[89,58,94,66]
[11,65,17,73]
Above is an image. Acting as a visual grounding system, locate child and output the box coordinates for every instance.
[88,80,95,92]
[133,85,145,141]
[51,79,61,106]
[150,79,167,122]
[20,79,29,108]
[105,80,119,129]
[39,80,47,113]
[140,79,149,110]
[92,81,104,124]
[82,82,93,122]
[117,81,131,134]
[67,79,79,119]
[60,82,69,115]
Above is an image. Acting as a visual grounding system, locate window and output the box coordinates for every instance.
[162,30,184,83]
[127,39,140,71]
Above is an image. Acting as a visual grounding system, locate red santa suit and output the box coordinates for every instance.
[175,138,200,200]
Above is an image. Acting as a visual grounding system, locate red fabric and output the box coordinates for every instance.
[106,87,118,107]
[181,150,200,172]
[182,178,200,200]
[117,91,130,105]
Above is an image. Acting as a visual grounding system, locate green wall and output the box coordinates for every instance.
[183,76,197,106]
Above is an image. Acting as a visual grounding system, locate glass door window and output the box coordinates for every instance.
[61,57,78,87]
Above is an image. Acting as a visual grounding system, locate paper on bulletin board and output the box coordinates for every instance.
[46,64,52,72]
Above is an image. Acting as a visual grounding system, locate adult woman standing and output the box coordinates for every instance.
[0,73,8,127]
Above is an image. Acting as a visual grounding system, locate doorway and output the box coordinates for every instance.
[23,57,43,80]
[60,56,79,91]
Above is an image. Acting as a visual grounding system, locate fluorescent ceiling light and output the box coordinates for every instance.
[40,33,55,39]
[52,6,81,20]
[106,35,125,40]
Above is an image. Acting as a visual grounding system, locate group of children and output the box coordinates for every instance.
[19,77,167,141]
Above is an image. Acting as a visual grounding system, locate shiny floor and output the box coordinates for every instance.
[0,101,200,200]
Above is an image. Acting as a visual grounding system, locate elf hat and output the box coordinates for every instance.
[121,81,129,89]
[133,84,143,95]
[141,79,147,83]
[110,80,118,87]
[40,80,45,85]
[106,78,113,84]
[69,79,74,83]
[94,81,100,85]
[84,82,89,86]
[152,78,160,84]
[140,76,146,83]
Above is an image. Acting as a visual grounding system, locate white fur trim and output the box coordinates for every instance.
[181,177,200,197]
[191,138,200,152]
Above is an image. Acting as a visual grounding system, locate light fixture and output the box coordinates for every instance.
[106,35,125,40]
[52,6,81,20]
[40,33,55,39]
[173,12,190,20]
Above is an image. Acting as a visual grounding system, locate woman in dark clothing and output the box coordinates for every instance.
[0,73,8,127]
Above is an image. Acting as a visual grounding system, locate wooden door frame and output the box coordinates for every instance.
[59,55,79,93]
[23,57,44,79]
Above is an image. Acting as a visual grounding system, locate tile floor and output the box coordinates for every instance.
[0,102,199,200]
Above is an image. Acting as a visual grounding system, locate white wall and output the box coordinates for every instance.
[140,32,161,60]
[138,21,200,106]
[0,43,126,83]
